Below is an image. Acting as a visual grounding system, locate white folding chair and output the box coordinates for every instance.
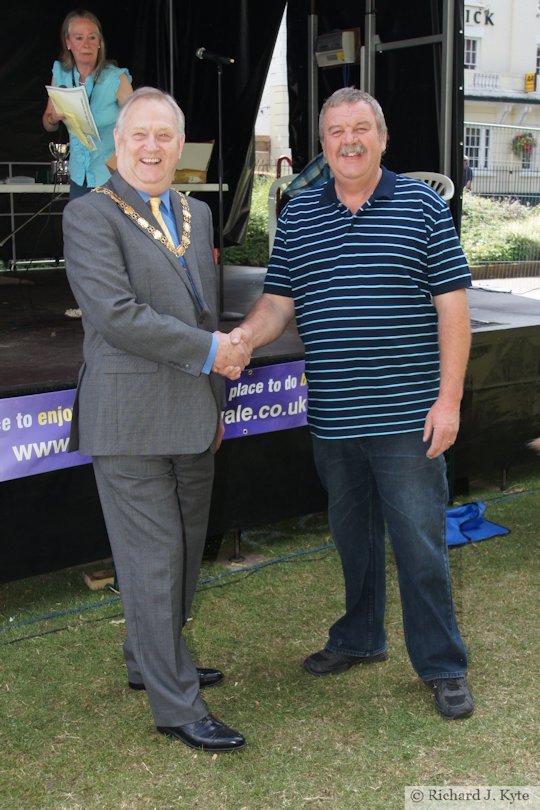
[402,171,455,202]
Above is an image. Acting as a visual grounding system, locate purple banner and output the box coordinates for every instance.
[223,360,307,439]
[0,389,90,482]
[0,361,308,482]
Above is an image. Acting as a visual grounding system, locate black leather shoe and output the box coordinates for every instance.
[157,714,246,752]
[196,667,224,688]
[304,648,387,676]
[129,666,224,692]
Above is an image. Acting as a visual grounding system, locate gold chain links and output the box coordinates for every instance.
[91,187,192,257]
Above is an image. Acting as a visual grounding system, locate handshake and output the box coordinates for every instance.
[212,327,253,380]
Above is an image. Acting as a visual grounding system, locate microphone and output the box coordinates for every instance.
[195,47,234,66]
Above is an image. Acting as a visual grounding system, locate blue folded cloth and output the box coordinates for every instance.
[446,500,510,547]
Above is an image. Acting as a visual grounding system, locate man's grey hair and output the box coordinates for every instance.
[319,87,387,141]
[116,87,185,135]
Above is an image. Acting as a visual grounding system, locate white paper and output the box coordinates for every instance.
[46,85,101,152]
[176,142,214,171]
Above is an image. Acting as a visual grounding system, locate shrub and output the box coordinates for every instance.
[224,175,273,267]
[461,193,540,264]
[224,175,540,267]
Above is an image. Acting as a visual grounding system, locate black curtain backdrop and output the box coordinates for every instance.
[0,0,286,259]
[0,0,463,261]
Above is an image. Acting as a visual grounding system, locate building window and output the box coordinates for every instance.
[536,45,540,74]
[464,39,478,70]
[465,126,490,169]
[521,142,535,170]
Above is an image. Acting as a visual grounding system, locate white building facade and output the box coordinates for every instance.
[257,3,540,197]
[255,10,291,172]
[464,0,540,200]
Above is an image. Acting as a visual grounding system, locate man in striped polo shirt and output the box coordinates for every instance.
[232,87,473,720]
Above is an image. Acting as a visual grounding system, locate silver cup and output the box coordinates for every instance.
[49,142,70,183]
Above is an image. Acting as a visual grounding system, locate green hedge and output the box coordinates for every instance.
[223,175,273,267]
[224,176,540,267]
[461,193,540,265]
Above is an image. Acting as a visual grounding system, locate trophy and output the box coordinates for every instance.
[49,142,70,184]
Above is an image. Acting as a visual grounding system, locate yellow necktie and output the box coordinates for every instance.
[148,197,176,248]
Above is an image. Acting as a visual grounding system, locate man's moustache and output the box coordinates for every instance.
[339,146,366,156]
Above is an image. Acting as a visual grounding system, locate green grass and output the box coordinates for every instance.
[1,464,539,809]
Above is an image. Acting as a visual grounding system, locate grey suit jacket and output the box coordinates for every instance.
[63,172,224,456]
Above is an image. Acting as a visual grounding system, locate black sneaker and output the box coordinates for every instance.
[427,677,474,719]
[304,648,387,676]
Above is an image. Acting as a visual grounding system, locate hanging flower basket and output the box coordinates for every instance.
[511,132,537,157]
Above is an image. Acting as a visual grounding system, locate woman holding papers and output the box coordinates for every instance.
[42,9,133,200]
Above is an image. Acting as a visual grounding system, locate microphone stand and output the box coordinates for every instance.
[215,62,243,321]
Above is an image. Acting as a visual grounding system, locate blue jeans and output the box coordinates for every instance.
[312,432,468,681]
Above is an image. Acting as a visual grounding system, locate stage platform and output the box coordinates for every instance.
[2,263,540,393]
[2,264,540,582]
[0,264,302,397]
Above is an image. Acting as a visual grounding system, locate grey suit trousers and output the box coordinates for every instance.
[93,451,214,726]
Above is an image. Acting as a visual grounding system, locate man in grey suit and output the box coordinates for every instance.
[63,87,248,752]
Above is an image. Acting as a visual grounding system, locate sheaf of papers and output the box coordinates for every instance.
[46,85,101,152]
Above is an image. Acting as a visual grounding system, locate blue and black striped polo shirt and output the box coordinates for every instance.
[263,167,471,439]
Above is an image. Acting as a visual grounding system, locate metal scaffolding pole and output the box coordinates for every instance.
[440,0,455,175]
[362,0,453,175]
[168,0,174,96]
[361,0,377,95]
[307,5,319,160]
